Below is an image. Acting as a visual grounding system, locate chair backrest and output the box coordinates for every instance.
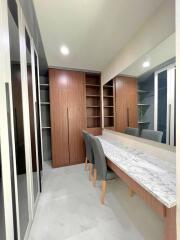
[124,127,139,137]
[82,130,94,163]
[89,135,107,180]
[141,129,163,142]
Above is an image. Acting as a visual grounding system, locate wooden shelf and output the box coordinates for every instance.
[104,85,113,88]
[138,103,149,106]
[104,116,114,118]
[41,102,50,105]
[40,84,49,90]
[138,121,150,124]
[104,106,114,108]
[85,73,101,128]
[86,106,100,108]
[138,90,149,94]
[104,95,113,98]
[86,95,100,97]
[42,126,51,129]
[86,84,100,87]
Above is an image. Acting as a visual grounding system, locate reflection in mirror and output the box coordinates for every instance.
[34,53,42,191]
[25,29,39,202]
[8,0,29,238]
[103,33,175,146]
[0,144,6,240]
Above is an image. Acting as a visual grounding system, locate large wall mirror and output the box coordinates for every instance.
[103,33,175,146]
[8,0,29,238]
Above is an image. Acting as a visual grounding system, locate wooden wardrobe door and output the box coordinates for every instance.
[49,69,69,167]
[126,78,138,128]
[115,77,127,132]
[67,71,86,165]
[115,76,138,132]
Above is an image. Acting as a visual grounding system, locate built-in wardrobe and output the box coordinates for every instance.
[49,69,101,168]
[115,76,138,132]
[103,76,138,132]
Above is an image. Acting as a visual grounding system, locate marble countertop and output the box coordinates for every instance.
[97,136,176,208]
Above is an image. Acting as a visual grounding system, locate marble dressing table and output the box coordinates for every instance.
[98,130,176,240]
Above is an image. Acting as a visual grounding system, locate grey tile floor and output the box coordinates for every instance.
[28,162,164,240]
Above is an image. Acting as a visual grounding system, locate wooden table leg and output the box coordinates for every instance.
[165,206,176,240]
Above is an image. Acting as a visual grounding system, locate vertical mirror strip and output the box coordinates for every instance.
[5,83,18,240]
[34,53,42,192]
[25,29,39,202]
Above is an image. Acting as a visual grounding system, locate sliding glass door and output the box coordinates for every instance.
[154,64,176,146]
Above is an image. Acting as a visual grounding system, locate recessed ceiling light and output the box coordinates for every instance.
[60,45,69,56]
[142,61,150,68]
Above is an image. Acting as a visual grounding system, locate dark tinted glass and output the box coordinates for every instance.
[8,0,29,238]
[25,29,39,201]
[158,70,167,143]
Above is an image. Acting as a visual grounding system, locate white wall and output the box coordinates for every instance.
[176,0,180,238]
[101,0,175,85]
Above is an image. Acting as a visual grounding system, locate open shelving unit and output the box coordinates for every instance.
[85,73,101,130]
[103,80,115,129]
[138,88,150,132]
[39,76,52,162]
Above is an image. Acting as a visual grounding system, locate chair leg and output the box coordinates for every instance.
[100,180,107,205]
[84,157,88,171]
[93,168,97,187]
[128,187,134,197]
[89,163,93,181]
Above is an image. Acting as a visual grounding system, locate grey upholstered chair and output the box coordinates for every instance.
[141,129,163,142]
[82,131,94,180]
[89,135,116,204]
[124,127,139,137]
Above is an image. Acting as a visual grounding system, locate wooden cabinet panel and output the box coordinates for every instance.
[115,76,138,133]
[49,69,69,167]
[67,71,86,165]
[49,69,86,167]
[127,78,138,128]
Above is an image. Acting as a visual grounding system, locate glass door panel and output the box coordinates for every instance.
[8,0,29,238]
[157,70,167,143]
[155,64,176,146]
[25,29,39,203]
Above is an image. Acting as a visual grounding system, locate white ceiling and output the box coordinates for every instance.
[33,0,165,71]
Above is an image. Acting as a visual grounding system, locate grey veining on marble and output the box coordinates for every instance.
[97,136,176,208]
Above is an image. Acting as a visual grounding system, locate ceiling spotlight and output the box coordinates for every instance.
[60,45,69,56]
[142,61,150,68]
